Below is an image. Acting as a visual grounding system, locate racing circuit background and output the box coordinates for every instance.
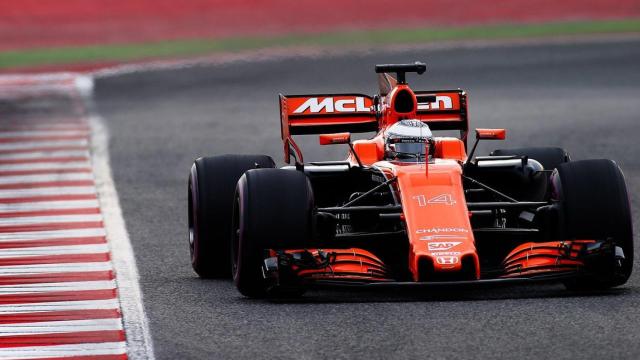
[1,1,640,359]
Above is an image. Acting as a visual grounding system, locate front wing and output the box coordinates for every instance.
[261,239,622,290]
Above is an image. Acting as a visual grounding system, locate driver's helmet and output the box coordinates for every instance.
[384,119,433,161]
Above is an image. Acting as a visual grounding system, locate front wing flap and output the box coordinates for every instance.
[262,238,624,291]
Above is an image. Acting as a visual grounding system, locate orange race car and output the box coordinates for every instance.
[188,62,633,298]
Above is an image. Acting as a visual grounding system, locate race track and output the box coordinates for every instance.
[95,38,640,359]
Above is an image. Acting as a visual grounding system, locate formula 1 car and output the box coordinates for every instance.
[188,62,633,298]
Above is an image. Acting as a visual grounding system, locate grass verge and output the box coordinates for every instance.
[1,19,639,70]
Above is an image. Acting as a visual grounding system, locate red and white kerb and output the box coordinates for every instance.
[0,75,127,359]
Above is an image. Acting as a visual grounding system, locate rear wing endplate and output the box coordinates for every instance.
[279,94,378,164]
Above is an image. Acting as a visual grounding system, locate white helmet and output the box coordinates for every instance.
[384,119,433,161]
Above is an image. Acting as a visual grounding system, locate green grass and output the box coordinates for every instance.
[1,19,639,69]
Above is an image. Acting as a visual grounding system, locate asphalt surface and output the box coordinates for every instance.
[95,38,640,359]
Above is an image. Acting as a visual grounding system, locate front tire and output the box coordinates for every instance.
[552,159,633,289]
[188,154,275,278]
[232,169,314,297]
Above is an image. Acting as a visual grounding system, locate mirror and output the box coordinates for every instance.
[319,132,351,145]
[475,128,506,140]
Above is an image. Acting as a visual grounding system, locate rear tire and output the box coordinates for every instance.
[232,169,314,297]
[491,147,570,201]
[552,159,633,289]
[491,147,570,170]
[188,154,275,278]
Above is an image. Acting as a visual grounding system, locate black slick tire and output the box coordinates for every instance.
[553,159,633,289]
[188,154,275,278]
[232,169,314,298]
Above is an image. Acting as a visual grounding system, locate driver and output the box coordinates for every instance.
[384,119,433,161]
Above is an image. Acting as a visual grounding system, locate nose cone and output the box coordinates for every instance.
[394,162,480,281]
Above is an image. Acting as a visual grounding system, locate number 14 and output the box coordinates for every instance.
[412,194,456,207]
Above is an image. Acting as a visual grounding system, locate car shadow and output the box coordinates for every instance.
[260,283,634,304]
[188,276,634,304]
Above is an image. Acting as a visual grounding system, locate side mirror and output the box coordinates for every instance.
[475,128,506,140]
[319,132,351,145]
[318,132,364,167]
[465,128,507,165]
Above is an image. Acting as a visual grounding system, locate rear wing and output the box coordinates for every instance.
[414,89,469,145]
[280,94,378,164]
[279,89,470,164]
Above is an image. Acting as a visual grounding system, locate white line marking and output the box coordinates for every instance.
[0,228,106,241]
[0,173,93,184]
[0,201,100,212]
[0,151,90,160]
[0,215,103,226]
[0,140,88,151]
[0,187,96,198]
[0,299,120,313]
[91,112,155,359]
[0,318,122,336]
[0,280,116,294]
[0,342,126,359]
[0,244,109,257]
[0,262,112,275]
[0,162,91,171]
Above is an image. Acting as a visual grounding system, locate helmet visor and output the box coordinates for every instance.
[392,141,426,155]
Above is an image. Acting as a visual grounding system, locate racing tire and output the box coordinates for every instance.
[188,154,275,278]
[552,159,633,290]
[232,169,314,298]
[491,147,570,170]
[491,147,570,201]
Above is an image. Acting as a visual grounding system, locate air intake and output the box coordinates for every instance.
[418,255,477,282]
[394,89,415,113]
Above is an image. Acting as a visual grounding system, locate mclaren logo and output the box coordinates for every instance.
[293,97,370,114]
[417,95,453,110]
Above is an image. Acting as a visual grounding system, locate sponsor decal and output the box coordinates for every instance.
[416,228,469,234]
[371,174,385,183]
[420,235,467,241]
[436,256,459,265]
[417,95,454,110]
[404,119,427,127]
[430,251,461,256]
[427,242,462,251]
[293,97,370,114]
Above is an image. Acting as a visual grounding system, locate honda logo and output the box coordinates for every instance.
[436,256,459,265]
